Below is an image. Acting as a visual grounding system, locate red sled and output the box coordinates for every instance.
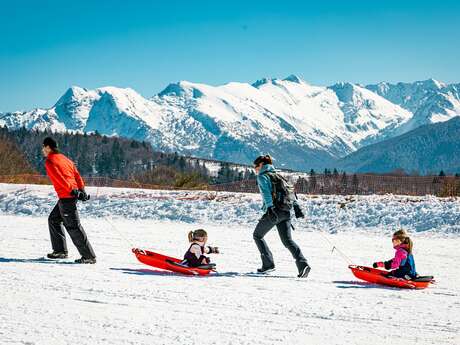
[132,248,215,276]
[349,265,434,289]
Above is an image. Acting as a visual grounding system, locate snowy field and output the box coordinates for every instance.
[1,184,459,345]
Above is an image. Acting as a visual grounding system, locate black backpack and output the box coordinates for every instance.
[262,171,296,211]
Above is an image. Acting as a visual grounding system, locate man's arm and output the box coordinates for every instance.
[73,164,85,190]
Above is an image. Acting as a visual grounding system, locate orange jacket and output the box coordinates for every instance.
[45,153,84,199]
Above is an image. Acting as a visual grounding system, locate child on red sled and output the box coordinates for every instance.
[182,229,219,267]
[373,229,418,280]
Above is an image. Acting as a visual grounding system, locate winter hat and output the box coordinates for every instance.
[43,137,58,150]
[253,154,273,166]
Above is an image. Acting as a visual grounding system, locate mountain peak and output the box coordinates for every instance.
[421,78,445,89]
[55,86,89,106]
[158,81,197,97]
[283,74,303,84]
[251,77,277,88]
[328,82,358,101]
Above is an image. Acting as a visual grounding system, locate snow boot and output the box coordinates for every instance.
[257,265,275,274]
[47,251,68,259]
[298,263,311,278]
[75,257,96,264]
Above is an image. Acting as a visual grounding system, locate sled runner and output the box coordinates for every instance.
[349,265,434,289]
[132,248,215,276]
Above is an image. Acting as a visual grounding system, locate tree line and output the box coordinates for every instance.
[0,126,254,187]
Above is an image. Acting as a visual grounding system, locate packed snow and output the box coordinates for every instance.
[1,184,459,345]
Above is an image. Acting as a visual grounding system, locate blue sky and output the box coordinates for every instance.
[1,0,459,111]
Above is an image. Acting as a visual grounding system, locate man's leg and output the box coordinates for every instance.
[253,214,276,268]
[48,202,67,253]
[276,216,308,271]
[59,199,96,259]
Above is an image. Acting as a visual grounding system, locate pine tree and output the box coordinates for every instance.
[341,172,348,193]
[178,156,186,171]
[111,140,125,175]
[309,169,317,193]
[352,174,359,194]
[333,168,339,179]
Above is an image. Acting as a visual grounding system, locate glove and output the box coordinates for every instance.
[79,189,90,201]
[383,260,393,270]
[71,189,79,198]
[373,262,384,268]
[71,189,90,202]
[201,256,211,264]
[207,246,219,254]
[293,204,305,218]
[267,206,279,223]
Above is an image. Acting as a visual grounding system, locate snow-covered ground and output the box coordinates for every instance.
[1,184,459,345]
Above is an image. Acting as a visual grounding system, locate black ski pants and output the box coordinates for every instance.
[253,210,307,271]
[48,198,96,259]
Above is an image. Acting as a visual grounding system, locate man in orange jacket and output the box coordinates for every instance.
[42,137,96,264]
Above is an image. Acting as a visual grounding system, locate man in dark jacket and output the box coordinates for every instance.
[42,137,96,264]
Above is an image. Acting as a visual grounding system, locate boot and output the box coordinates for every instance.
[75,257,96,264]
[297,263,311,278]
[47,251,68,259]
[257,265,275,273]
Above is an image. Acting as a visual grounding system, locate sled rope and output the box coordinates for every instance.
[316,230,354,265]
[103,216,135,248]
[307,221,354,265]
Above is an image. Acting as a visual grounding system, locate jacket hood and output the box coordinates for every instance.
[258,164,276,175]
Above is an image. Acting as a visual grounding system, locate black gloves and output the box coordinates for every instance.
[71,189,90,202]
[79,189,90,201]
[267,206,279,222]
[207,246,220,254]
[383,260,392,270]
[373,262,387,269]
[293,204,305,218]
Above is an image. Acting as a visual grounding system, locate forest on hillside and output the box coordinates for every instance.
[0,127,254,188]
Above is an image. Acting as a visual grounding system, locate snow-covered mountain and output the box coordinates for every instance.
[366,79,460,132]
[1,76,458,170]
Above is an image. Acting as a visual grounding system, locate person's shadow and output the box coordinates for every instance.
[0,257,77,265]
[110,267,305,279]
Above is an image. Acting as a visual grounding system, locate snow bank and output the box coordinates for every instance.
[1,184,459,234]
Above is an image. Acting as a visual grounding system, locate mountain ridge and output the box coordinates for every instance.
[336,116,460,174]
[1,76,459,171]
